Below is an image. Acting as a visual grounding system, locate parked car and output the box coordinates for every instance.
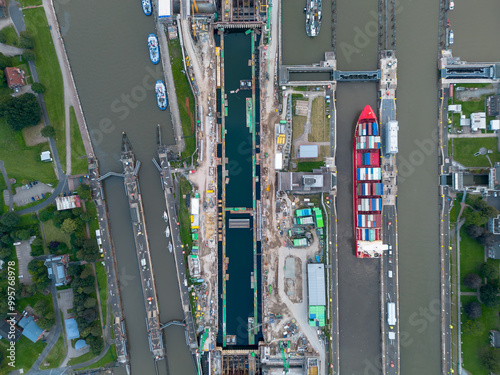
[31,197,35,202]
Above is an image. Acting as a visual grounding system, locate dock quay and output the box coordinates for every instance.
[157,141,199,355]
[88,155,130,372]
[119,133,165,360]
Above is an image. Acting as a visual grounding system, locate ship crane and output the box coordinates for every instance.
[280,341,290,374]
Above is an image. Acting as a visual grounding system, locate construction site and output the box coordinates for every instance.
[157,0,328,373]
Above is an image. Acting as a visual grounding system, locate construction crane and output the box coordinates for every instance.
[196,329,210,375]
[280,341,290,374]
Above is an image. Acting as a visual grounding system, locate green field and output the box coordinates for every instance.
[24,8,65,172]
[78,344,117,370]
[179,176,193,250]
[41,219,71,249]
[19,0,42,6]
[309,97,328,142]
[297,161,324,172]
[43,332,65,369]
[461,295,500,375]
[449,137,500,168]
[0,117,56,184]
[0,336,46,374]
[70,106,88,175]
[67,350,94,366]
[168,39,196,160]
[1,25,19,46]
[460,227,485,292]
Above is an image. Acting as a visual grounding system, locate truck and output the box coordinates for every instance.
[387,302,396,326]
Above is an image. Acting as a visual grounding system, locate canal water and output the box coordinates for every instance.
[216,31,263,347]
[53,0,195,374]
[282,0,443,373]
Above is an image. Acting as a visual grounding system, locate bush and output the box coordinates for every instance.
[482,348,500,373]
[40,125,55,138]
[22,49,36,62]
[464,301,482,319]
[18,31,34,49]
[77,184,91,200]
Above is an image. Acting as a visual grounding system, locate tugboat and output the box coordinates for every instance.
[165,226,170,238]
[163,210,168,223]
[141,0,152,16]
[155,80,168,111]
[148,33,160,65]
[305,0,322,37]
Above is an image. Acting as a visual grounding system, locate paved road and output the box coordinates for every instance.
[0,42,24,56]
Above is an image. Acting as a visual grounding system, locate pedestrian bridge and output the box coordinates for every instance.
[279,64,381,84]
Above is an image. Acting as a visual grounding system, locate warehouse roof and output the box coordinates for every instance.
[307,263,325,306]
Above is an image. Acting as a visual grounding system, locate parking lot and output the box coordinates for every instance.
[13,181,54,207]
[14,240,33,285]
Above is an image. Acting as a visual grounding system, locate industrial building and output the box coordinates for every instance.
[470,112,487,131]
[55,195,81,211]
[44,254,71,286]
[298,145,319,159]
[276,170,335,193]
[307,264,325,327]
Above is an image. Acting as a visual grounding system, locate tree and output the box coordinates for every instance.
[0,53,10,70]
[0,30,6,44]
[18,31,34,49]
[0,70,5,87]
[482,348,500,373]
[0,234,13,246]
[463,273,482,289]
[80,211,93,223]
[61,218,78,234]
[465,210,488,227]
[466,224,484,239]
[33,299,48,316]
[84,297,97,309]
[71,207,83,217]
[80,266,93,279]
[480,283,500,308]
[48,241,60,252]
[1,212,20,228]
[4,93,41,131]
[479,232,497,247]
[40,125,55,138]
[87,335,104,356]
[0,247,10,260]
[68,264,83,277]
[464,301,482,319]
[463,319,484,336]
[15,229,30,241]
[37,314,55,330]
[38,208,54,222]
[77,184,91,200]
[481,262,499,280]
[22,49,36,62]
[57,242,69,253]
[82,308,96,323]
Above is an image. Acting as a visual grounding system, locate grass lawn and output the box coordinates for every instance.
[70,106,88,175]
[41,219,71,249]
[24,8,65,173]
[168,38,195,160]
[0,336,47,374]
[461,295,500,375]
[179,176,193,249]
[297,161,324,172]
[95,262,107,326]
[0,117,57,184]
[68,350,94,366]
[18,291,54,314]
[85,200,99,235]
[0,174,6,214]
[42,332,65,369]
[19,0,42,6]
[292,115,306,146]
[1,25,19,46]
[78,344,117,370]
[449,137,500,168]
[450,198,459,223]
[309,97,328,142]
[460,227,485,292]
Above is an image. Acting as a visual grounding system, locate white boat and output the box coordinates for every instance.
[168,242,173,253]
[163,210,168,222]
[165,226,170,238]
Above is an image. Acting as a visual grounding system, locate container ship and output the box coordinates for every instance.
[353,105,388,258]
[305,0,322,37]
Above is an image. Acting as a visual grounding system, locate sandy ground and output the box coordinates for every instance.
[23,123,48,146]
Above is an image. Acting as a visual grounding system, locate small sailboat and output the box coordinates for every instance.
[165,226,170,238]
[163,210,168,222]
[168,241,173,253]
